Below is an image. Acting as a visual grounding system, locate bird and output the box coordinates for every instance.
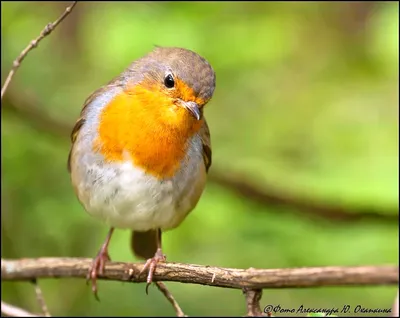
[67,46,216,299]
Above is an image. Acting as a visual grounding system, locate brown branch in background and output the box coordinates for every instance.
[0,1,78,100]
[32,279,51,317]
[1,301,39,317]
[2,91,398,225]
[329,2,376,41]
[155,282,187,317]
[243,288,263,317]
[210,172,398,224]
[2,258,398,289]
[3,92,73,137]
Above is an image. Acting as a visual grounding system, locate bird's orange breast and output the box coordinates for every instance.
[94,82,203,179]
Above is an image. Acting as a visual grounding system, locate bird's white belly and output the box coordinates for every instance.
[74,136,205,231]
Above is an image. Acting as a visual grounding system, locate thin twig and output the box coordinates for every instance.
[1,301,39,317]
[1,1,78,100]
[155,282,187,317]
[1,258,398,289]
[393,290,399,317]
[243,288,263,317]
[31,279,51,317]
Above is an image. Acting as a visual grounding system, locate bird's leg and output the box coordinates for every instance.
[139,228,166,294]
[87,227,114,300]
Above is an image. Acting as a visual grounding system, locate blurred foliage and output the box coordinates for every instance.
[1,1,398,317]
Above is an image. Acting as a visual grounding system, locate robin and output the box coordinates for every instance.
[67,46,216,298]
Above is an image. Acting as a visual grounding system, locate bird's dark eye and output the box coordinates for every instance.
[164,74,175,88]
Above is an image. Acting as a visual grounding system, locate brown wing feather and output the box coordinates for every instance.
[66,92,94,172]
[200,119,212,173]
[67,116,85,172]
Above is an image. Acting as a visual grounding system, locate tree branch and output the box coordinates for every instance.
[31,279,51,317]
[1,301,39,317]
[2,258,398,289]
[155,282,187,317]
[210,172,398,224]
[243,288,263,317]
[1,1,78,100]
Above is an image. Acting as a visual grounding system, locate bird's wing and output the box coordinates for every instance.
[200,119,212,173]
[67,81,121,172]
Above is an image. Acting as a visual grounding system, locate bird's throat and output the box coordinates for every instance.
[95,88,203,179]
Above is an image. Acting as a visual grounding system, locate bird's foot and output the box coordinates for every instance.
[87,247,111,301]
[140,248,166,294]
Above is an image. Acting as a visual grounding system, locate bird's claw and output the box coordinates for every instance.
[139,249,166,294]
[86,250,111,301]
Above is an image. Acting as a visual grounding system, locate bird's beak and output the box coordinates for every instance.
[182,101,201,120]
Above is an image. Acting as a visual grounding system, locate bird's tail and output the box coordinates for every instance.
[130,230,158,260]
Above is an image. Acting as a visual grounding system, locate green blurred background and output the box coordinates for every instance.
[1,1,398,316]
